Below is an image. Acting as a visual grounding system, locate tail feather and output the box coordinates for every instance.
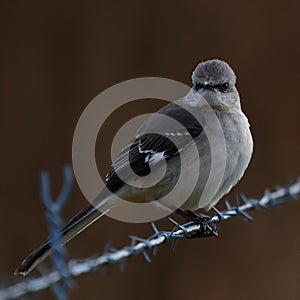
[14,203,108,276]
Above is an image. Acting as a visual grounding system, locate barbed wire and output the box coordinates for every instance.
[38,165,73,300]
[0,168,299,300]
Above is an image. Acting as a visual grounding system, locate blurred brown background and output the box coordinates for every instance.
[0,1,299,299]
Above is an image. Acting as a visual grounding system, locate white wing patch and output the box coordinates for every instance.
[149,152,165,164]
[165,131,189,137]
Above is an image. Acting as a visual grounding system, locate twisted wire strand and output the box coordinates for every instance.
[0,177,299,300]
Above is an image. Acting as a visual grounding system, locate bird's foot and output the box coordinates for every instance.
[175,209,218,238]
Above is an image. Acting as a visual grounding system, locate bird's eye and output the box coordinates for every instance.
[195,83,204,91]
[218,82,230,92]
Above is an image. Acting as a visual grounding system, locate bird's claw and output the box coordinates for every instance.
[175,209,218,238]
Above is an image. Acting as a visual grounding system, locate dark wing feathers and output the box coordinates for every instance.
[106,102,203,191]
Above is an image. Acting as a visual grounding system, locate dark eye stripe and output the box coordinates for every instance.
[215,83,230,92]
[195,82,230,92]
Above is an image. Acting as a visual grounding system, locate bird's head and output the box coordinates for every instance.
[191,59,240,108]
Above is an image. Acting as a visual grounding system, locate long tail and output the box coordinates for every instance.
[14,201,109,276]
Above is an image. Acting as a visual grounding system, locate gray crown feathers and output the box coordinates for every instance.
[192,59,236,86]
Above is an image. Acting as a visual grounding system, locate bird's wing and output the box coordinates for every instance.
[106,102,204,191]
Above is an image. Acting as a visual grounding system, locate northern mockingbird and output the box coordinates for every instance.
[15,59,253,276]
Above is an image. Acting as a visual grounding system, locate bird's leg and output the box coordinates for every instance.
[175,209,208,222]
[175,209,196,222]
[175,209,218,238]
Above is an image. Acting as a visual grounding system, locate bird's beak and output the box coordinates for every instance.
[193,83,215,94]
[203,84,214,91]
